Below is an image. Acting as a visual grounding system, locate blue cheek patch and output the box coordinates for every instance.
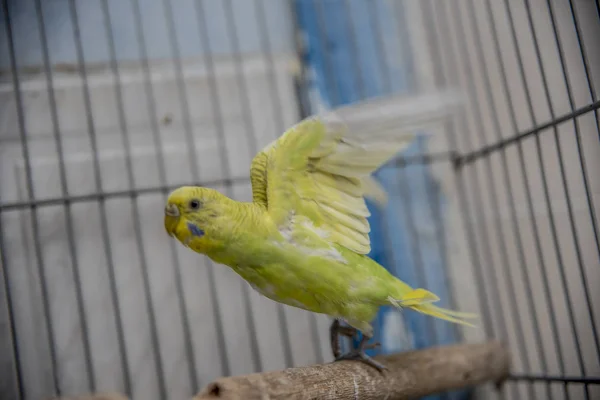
[187,222,205,238]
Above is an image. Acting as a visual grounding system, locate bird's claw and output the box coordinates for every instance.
[335,350,388,372]
[364,341,381,350]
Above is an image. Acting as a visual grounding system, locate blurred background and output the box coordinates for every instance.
[0,0,599,399]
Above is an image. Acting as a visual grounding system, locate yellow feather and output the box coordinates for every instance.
[249,89,461,254]
[360,176,388,205]
[412,305,477,328]
[312,172,363,198]
[426,304,479,319]
[315,162,381,178]
[401,288,440,304]
[315,193,371,218]
[317,202,369,233]
[387,288,478,327]
[328,223,370,249]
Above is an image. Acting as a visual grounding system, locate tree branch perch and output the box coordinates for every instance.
[194,340,510,400]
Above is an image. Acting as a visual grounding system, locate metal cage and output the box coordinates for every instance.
[0,1,598,399]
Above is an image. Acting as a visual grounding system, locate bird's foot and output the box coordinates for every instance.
[330,319,359,359]
[329,319,383,367]
[334,350,388,372]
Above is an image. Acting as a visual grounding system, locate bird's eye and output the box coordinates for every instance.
[189,199,201,210]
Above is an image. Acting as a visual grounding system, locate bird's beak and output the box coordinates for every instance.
[164,203,180,237]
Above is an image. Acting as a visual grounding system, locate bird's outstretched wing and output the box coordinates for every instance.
[249,90,462,254]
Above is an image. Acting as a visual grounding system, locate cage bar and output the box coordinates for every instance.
[1,0,62,396]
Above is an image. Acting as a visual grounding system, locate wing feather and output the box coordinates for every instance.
[249,90,461,254]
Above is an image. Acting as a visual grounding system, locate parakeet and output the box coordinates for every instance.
[164,90,476,371]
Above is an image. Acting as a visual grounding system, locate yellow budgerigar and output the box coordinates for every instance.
[164,90,476,371]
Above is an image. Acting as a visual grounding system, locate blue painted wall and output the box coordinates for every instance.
[295,1,466,399]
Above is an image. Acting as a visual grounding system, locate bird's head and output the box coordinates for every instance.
[164,186,231,254]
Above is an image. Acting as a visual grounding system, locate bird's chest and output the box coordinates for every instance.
[231,262,325,313]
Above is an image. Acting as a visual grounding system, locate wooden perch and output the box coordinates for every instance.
[194,340,510,400]
[46,394,128,400]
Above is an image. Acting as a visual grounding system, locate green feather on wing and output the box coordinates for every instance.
[249,90,461,254]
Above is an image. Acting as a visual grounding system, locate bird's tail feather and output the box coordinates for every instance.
[388,288,478,328]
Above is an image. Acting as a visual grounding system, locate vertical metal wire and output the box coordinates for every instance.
[548,0,600,360]
[444,1,533,368]
[34,0,99,393]
[367,1,440,350]
[0,217,24,399]
[422,0,498,342]
[452,6,557,399]
[223,0,295,370]
[191,0,259,377]
[522,0,600,363]
[354,1,416,348]
[160,0,223,389]
[556,0,600,292]
[220,0,274,372]
[368,0,391,94]
[482,1,570,398]
[365,7,420,354]
[312,0,342,106]
[384,0,463,345]
[424,1,514,398]
[1,0,61,395]
[375,0,447,345]
[274,0,328,365]
[311,0,348,356]
[284,0,327,366]
[70,0,155,394]
[443,8,528,399]
[420,154,463,343]
[96,0,154,395]
[395,161,443,350]
[288,4,312,122]
[341,0,366,100]
[526,2,600,392]
[503,0,591,396]
[566,0,600,143]
[338,0,366,280]
[460,2,555,399]
[129,0,173,395]
[435,0,514,344]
